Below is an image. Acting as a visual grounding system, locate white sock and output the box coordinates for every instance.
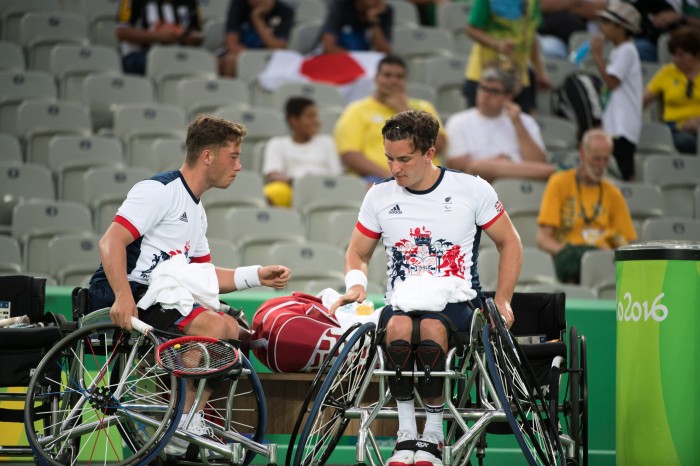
[423,403,444,442]
[396,399,418,438]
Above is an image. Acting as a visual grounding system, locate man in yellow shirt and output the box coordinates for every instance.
[536,128,637,283]
[334,55,447,183]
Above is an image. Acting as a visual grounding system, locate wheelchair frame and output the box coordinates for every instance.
[22,295,587,466]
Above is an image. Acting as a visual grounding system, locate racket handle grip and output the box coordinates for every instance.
[131,317,153,335]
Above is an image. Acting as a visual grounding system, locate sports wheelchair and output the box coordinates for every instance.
[286,292,588,466]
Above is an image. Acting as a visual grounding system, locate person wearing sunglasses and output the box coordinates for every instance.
[644,26,700,154]
[445,66,556,182]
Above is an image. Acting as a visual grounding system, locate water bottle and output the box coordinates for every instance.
[569,40,590,66]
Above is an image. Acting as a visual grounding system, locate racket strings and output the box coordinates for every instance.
[159,339,239,375]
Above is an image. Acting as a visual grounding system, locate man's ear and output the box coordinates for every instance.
[425,146,436,161]
[201,148,213,165]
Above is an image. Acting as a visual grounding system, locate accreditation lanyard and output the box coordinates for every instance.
[576,179,603,226]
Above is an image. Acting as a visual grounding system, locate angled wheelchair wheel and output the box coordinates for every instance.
[566,326,588,466]
[25,323,185,466]
[201,354,266,466]
[286,323,365,466]
[483,299,565,466]
[293,323,377,466]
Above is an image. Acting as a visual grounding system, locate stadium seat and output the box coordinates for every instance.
[16,100,92,167]
[198,0,230,23]
[393,27,454,76]
[236,50,274,89]
[207,238,241,270]
[293,0,328,25]
[406,81,438,106]
[537,59,578,117]
[17,11,89,70]
[148,137,187,172]
[641,155,699,218]
[11,199,93,274]
[266,241,346,283]
[47,135,124,202]
[657,32,671,66]
[491,178,547,247]
[616,182,664,231]
[637,122,676,155]
[202,17,226,53]
[419,55,468,114]
[288,21,322,54]
[81,166,152,233]
[695,185,700,219]
[387,0,420,27]
[0,163,55,234]
[1,0,61,42]
[436,2,471,35]
[202,171,267,239]
[47,232,101,286]
[0,70,57,136]
[166,77,249,120]
[0,133,22,163]
[0,235,22,273]
[312,209,358,247]
[480,247,558,290]
[146,45,218,102]
[580,249,615,300]
[292,174,366,237]
[223,207,305,264]
[640,217,700,241]
[269,82,344,111]
[0,40,25,70]
[318,107,341,135]
[112,103,186,166]
[83,73,156,131]
[535,115,577,152]
[49,44,121,100]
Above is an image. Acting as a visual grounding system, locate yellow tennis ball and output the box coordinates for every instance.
[174,344,181,349]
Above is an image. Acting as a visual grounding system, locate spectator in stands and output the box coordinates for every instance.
[334,55,447,183]
[590,0,643,181]
[320,0,393,54]
[262,96,343,207]
[330,109,519,466]
[218,0,295,77]
[644,26,700,154]
[463,0,550,114]
[536,128,636,283]
[445,66,555,182]
[630,0,700,63]
[538,0,606,60]
[88,115,291,455]
[116,0,203,75]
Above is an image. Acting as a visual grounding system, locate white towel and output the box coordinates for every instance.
[137,254,220,316]
[389,275,476,313]
[316,288,382,332]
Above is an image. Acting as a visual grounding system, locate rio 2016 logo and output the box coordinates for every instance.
[617,292,669,322]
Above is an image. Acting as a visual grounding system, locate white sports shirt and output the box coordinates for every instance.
[357,167,504,302]
[92,170,211,285]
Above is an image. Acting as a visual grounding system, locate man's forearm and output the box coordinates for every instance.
[514,122,547,162]
[494,235,522,303]
[341,151,391,178]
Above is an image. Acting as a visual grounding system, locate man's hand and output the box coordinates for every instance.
[251,0,274,16]
[259,265,291,289]
[382,91,410,112]
[366,0,387,23]
[590,35,604,58]
[110,293,138,331]
[495,298,515,329]
[504,101,522,123]
[329,285,367,316]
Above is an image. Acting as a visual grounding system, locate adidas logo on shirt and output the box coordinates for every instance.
[179,212,188,223]
[388,204,402,214]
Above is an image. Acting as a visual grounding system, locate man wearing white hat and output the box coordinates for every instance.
[590,0,643,181]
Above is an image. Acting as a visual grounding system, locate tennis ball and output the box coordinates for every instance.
[174,344,181,349]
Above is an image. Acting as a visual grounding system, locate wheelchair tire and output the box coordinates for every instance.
[580,334,588,466]
[25,323,185,466]
[286,323,364,466]
[293,323,377,466]
[483,299,565,466]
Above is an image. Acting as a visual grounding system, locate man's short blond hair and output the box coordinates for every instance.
[185,115,247,166]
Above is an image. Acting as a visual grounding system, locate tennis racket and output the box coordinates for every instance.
[131,317,241,379]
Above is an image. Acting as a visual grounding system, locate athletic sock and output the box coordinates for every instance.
[396,399,418,438]
[423,403,444,442]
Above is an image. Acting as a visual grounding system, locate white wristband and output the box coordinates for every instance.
[345,269,368,291]
[234,265,262,290]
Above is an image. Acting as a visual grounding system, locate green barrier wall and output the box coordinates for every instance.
[1,288,619,465]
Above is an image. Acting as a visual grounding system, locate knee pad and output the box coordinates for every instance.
[385,339,414,401]
[416,340,446,399]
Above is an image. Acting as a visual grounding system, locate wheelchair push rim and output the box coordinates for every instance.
[293,322,377,466]
[24,322,185,466]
